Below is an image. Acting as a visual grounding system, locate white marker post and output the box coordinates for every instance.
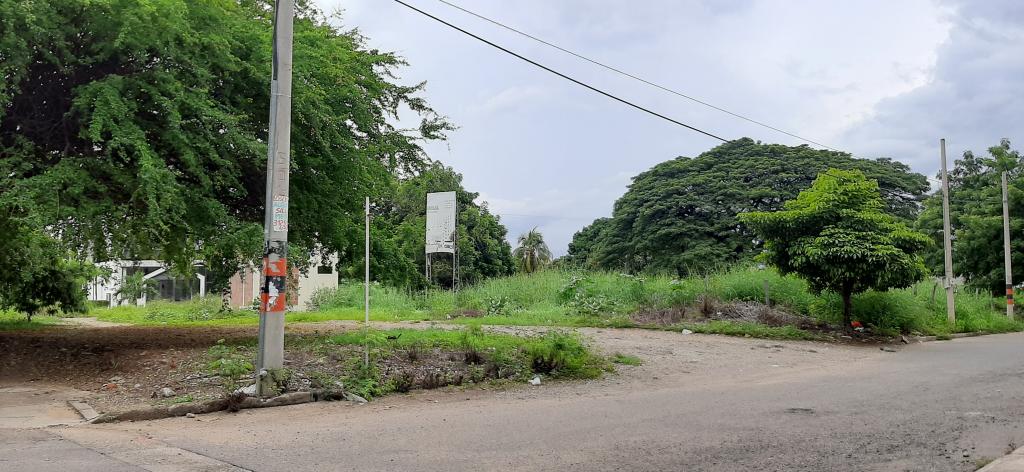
[364,196,370,366]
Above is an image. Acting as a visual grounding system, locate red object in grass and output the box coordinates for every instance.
[850,321,863,328]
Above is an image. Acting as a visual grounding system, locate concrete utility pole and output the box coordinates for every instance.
[1002,171,1014,318]
[940,139,956,324]
[256,0,295,395]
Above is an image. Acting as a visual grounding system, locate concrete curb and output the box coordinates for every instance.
[89,389,345,424]
[911,332,987,343]
[977,445,1024,471]
[68,401,101,422]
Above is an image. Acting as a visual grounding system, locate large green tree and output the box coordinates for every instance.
[568,139,929,275]
[0,0,449,290]
[916,139,1024,294]
[339,164,515,288]
[740,169,930,327]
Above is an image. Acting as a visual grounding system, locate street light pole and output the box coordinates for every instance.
[256,0,295,396]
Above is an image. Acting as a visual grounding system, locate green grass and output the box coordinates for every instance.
[0,310,61,331]
[324,327,607,380]
[611,353,643,366]
[88,297,257,326]
[666,321,826,340]
[82,267,1024,339]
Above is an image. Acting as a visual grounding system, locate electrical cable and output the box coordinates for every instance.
[432,0,838,151]
[392,0,728,142]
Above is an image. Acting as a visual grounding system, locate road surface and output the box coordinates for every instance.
[5,329,1024,471]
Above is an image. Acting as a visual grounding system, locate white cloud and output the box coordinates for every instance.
[318,0,1010,255]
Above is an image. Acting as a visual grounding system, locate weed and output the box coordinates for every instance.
[611,353,643,366]
[206,340,253,391]
[392,372,415,393]
[526,331,604,379]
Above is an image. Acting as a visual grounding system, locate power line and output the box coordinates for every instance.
[432,0,839,152]
[392,0,728,142]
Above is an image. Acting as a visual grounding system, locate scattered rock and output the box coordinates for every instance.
[108,376,125,383]
[185,413,196,418]
[160,387,176,398]
[235,384,257,396]
[102,383,118,392]
[133,384,141,389]
[529,376,542,386]
[344,392,368,404]
[901,335,910,344]
[680,329,694,335]
[880,347,898,353]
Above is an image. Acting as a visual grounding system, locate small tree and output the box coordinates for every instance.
[513,228,553,274]
[739,169,930,328]
[0,221,96,321]
[115,272,159,306]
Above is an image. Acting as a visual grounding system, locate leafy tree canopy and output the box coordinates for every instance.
[337,164,515,288]
[916,139,1024,294]
[0,0,450,289]
[740,169,930,326]
[0,214,97,320]
[567,139,928,275]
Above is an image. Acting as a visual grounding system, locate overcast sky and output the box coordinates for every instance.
[318,0,1024,255]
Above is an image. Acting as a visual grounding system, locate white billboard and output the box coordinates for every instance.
[425,191,456,254]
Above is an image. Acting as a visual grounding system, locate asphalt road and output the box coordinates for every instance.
[9,329,1024,471]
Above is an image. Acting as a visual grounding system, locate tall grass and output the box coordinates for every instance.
[83,266,1024,337]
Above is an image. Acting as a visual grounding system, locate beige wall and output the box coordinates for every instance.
[227,255,338,311]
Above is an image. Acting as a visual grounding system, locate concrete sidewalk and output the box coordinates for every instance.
[979,446,1024,471]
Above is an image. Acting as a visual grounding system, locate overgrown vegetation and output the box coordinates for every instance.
[202,327,607,400]
[84,266,1023,338]
[90,297,255,326]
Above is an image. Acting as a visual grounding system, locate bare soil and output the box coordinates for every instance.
[0,321,522,414]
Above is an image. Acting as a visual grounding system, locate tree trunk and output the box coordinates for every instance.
[841,287,853,329]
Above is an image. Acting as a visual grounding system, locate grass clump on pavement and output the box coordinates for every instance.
[611,353,643,366]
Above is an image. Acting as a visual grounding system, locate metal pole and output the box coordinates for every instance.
[364,197,370,366]
[940,139,956,324]
[256,0,294,396]
[1002,171,1014,318]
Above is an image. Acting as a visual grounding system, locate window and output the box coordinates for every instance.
[317,265,333,275]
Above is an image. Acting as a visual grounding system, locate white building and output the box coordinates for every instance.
[90,255,338,311]
[88,260,207,307]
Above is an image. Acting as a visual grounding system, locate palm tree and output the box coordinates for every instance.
[513,228,552,274]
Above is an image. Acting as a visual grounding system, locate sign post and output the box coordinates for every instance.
[425,191,457,288]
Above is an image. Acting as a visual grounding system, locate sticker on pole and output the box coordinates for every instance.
[261,275,287,312]
[272,195,288,232]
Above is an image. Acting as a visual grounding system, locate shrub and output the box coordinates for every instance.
[525,331,604,379]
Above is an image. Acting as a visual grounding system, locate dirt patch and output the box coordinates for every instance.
[706,301,829,330]
[629,307,687,326]
[0,323,528,415]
